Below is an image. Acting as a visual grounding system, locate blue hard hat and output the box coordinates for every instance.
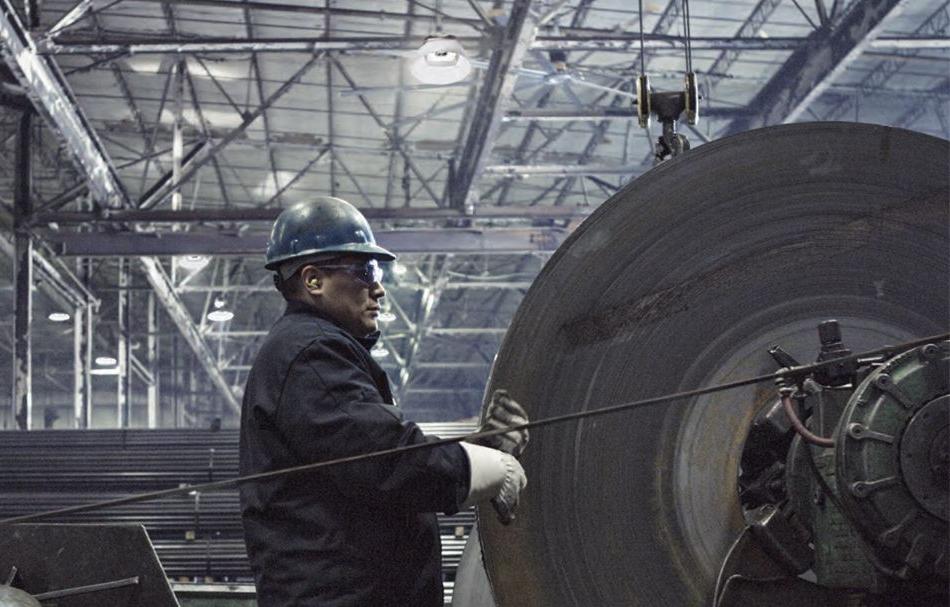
[265,197,396,270]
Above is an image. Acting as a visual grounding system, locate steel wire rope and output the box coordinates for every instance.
[638,0,646,76]
[1,333,945,526]
[682,0,694,74]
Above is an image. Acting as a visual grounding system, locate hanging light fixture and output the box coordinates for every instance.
[48,311,71,322]
[370,345,390,359]
[207,297,234,323]
[207,309,234,322]
[409,36,472,85]
[178,255,211,271]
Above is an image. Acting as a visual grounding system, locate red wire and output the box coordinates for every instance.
[781,393,835,447]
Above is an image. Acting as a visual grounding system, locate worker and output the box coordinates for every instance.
[239,196,529,607]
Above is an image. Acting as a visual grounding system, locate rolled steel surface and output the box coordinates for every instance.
[475,123,949,606]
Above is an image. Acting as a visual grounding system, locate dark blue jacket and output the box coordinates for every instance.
[239,301,469,606]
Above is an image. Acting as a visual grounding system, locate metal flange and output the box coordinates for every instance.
[835,342,949,577]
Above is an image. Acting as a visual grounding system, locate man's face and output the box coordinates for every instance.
[309,255,385,338]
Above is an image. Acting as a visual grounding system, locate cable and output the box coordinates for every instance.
[682,0,693,74]
[1,333,945,526]
[638,0,646,75]
[781,392,835,447]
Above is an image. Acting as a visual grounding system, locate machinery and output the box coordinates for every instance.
[720,329,947,605]
[0,524,179,606]
[457,123,949,606]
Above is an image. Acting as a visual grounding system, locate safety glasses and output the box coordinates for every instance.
[316,259,384,286]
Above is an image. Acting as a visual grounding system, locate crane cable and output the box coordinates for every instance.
[0,333,946,526]
[682,0,694,74]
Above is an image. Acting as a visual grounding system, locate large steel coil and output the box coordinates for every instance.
[472,123,949,606]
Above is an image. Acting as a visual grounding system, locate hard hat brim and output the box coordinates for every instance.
[264,242,396,270]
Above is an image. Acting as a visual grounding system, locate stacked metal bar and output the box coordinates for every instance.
[0,424,476,599]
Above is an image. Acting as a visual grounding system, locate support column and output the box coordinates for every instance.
[72,302,92,428]
[12,110,32,430]
[172,334,180,428]
[116,258,130,427]
[146,292,158,428]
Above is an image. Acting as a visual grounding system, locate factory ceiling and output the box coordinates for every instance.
[0,0,946,428]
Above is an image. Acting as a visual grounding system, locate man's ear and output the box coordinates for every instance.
[300,266,323,294]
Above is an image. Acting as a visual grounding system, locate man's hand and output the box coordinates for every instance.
[459,443,527,525]
[474,389,529,457]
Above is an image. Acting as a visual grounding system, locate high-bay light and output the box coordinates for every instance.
[207,297,233,322]
[207,309,234,322]
[408,36,471,85]
[178,255,211,271]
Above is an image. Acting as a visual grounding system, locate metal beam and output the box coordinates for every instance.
[32,205,590,226]
[330,56,442,206]
[483,163,648,177]
[532,34,807,51]
[36,34,831,55]
[225,361,490,371]
[503,108,749,122]
[449,0,536,211]
[177,280,534,292]
[821,2,949,121]
[398,257,447,401]
[117,258,130,427]
[146,292,158,428]
[137,52,324,209]
[49,33,950,56]
[44,0,97,40]
[493,1,596,209]
[12,110,31,429]
[502,108,643,122]
[723,0,905,134]
[138,0,484,31]
[895,77,950,130]
[428,327,508,336]
[4,0,259,420]
[873,36,950,48]
[47,227,571,256]
[706,0,784,83]
[0,0,128,208]
[38,35,438,55]
[139,257,241,414]
[0,228,99,308]
[73,300,92,428]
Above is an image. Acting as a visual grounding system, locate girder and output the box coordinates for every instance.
[139,257,241,414]
[821,2,949,121]
[449,0,536,211]
[0,0,128,208]
[0,1,250,416]
[45,227,570,257]
[723,0,906,134]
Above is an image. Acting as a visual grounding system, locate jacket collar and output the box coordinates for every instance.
[283,299,381,349]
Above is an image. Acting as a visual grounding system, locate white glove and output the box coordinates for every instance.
[474,389,530,457]
[459,442,527,524]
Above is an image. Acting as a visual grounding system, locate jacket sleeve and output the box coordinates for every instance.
[274,334,469,513]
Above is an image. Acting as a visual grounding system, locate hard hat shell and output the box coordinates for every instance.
[265,197,396,270]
